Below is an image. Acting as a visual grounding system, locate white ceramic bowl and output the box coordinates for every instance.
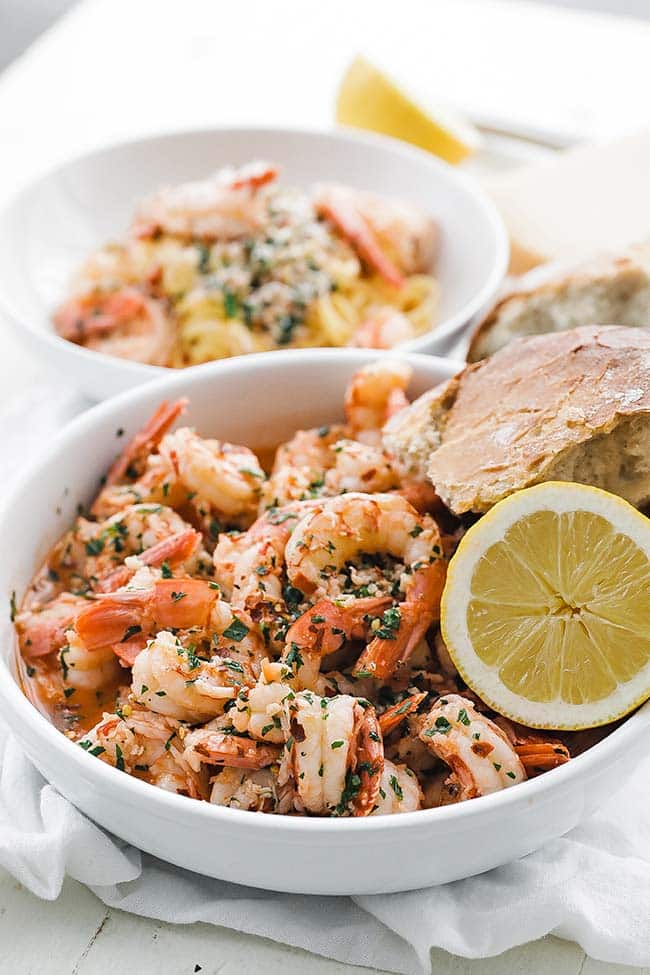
[2,349,647,896]
[0,127,508,401]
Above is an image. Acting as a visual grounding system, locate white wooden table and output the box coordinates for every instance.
[2,1,650,971]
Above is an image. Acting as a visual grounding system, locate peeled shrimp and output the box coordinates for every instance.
[80,504,201,585]
[316,183,437,278]
[81,706,206,798]
[131,630,242,723]
[372,759,422,814]
[285,492,446,679]
[209,766,278,811]
[16,593,89,659]
[133,161,278,241]
[419,694,526,800]
[344,361,411,446]
[183,719,281,770]
[278,690,383,817]
[53,288,175,366]
[350,310,416,350]
[59,630,121,691]
[159,427,265,525]
[283,596,391,689]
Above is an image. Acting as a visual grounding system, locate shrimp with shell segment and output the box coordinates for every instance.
[284,492,446,680]
[278,690,383,817]
[81,705,207,798]
[53,288,176,367]
[133,161,278,241]
[418,694,526,801]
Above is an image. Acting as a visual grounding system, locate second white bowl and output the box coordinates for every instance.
[0,126,508,400]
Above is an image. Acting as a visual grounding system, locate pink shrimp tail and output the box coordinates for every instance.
[229,162,278,193]
[104,398,187,486]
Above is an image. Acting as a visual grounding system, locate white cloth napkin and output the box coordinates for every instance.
[2,379,650,974]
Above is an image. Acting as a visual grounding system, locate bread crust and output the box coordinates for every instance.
[385,325,650,515]
[467,245,650,363]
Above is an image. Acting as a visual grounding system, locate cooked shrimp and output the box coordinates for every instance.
[133,161,278,241]
[261,425,344,509]
[283,596,391,690]
[72,576,220,666]
[16,593,89,659]
[419,694,526,800]
[262,427,398,508]
[284,492,446,679]
[317,185,437,275]
[60,630,121,691]
[159,427,265,525]
[80,706,207,798]
[314,184,405,288]
[80,504,201,585]
[226,500,321,645]
[324,439,400,495]
[231,670,290,744]
[372,759,422,814]
[95,527,202,593]
[92,399,187,517]
[344,360,411,446]
[349,310,416,350]
[53,287,175,366]
[183,719,281,769]
[131,630,242,723]
[278,691,383,817]
[209,766,278,811]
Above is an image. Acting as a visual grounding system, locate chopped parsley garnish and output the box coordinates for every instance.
[331,740,345,749]
[63,687,76,699]
[284,642,304,671]
[84,537,105,556]
[335,771,361,815]
[223,287,239,318]
[374,606,401,640]
[282,584,303,607]
[457,708,471,726]
[160,561,173,579]
[115,743,125,771]
[389,775,404,800]
[409,525,424,538]
[222,617,249,642]
[170,591,187,602]
[224,659,244,674]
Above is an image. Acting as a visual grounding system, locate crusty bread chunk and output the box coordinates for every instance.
[384,325,650,515]
[468,245,650,363]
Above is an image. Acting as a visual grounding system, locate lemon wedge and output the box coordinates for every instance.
[441,482,650,729]
[336,55,480,164]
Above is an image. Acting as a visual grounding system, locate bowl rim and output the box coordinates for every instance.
[0,123,509,378]
[3,346,646,837]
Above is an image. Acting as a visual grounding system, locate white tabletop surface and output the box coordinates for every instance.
[2,1,650,971]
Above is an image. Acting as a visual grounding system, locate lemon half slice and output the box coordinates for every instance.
[441,482,650,729]
[336,56,480,165]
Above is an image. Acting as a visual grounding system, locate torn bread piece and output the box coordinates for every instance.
[384,325,650,515]
[468,245,650,363]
